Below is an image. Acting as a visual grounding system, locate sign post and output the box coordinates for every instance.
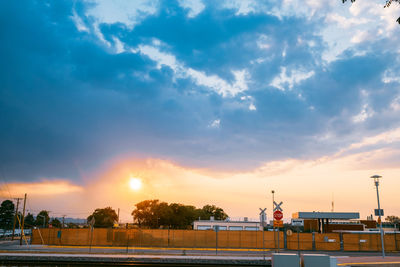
[273,201,283,253]
[213,225,220,255]
[259,208,266,260]
[88,217,95,253]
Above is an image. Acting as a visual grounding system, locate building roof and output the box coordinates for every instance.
[194,220,260,224]
[292,212,360,220]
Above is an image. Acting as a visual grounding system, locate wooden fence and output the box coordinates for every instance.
[31,228,400,252]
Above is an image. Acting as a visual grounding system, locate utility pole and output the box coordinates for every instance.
[62,215,66,228]
[12,198,21,240]
[371,175,385,258]
[19,193,27,246]
[118,208,120,224]
[272,190,275,252]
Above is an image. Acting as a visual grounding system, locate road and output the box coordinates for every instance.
[0,240,400,266]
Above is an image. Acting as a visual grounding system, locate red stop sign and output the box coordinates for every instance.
[274,210,283,221]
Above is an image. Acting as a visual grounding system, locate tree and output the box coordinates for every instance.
[35,210,50,228]
[50,218,61,228]
[24,213,35,228]
[132,200,161,228]
[87,207,118,228]
[168,203,197,229]
[0,200,15,230]
[386,215,400,229]
[67,222,79,228]
[131,200,229,229]
[199,204,228,221]
[342,0,400,24]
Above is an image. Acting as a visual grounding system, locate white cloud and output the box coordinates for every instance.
[187,68,249,97]
[178,0,205,18]
[352,104,374,123]
[270,67,314,91]
[257,34,270,49]
[249,103,256,111]
[137,45,250,97]
[138,45,179,70]
[86,0,158,29]
[71,9,89,32]
[223,0,258,15]
[209,119,221,128]
[350,30,370,44]
[317,1,399,62]
[390,95,400,111]
[382,69,400,84]
[113,36,125,53]
[325,13,369,29]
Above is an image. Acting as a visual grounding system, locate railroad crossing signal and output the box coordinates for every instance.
[273,210,283,221]
[273,201,283,212]
[259,208,266,215]
[259,208,267,225]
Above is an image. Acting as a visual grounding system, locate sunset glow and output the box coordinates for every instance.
[2,0,400,226]
[129,177,142,191]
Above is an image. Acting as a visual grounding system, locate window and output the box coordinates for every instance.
[197,225,212,230]
[218,226,227,230]
[229,226,243,231]
[245,226,258,231]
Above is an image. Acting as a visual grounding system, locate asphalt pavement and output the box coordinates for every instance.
[1,239,400,266]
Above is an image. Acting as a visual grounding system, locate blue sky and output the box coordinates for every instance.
[1,0,400,219]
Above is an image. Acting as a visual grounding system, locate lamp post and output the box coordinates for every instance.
[371,175,385,258]
[271,190,276,252]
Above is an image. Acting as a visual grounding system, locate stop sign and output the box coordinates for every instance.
[274,210,283,221]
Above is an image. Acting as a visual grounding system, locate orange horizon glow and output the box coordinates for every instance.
[1,128,400,223]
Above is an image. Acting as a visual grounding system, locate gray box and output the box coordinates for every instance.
[302,254,337,267]
[272,253,300,267]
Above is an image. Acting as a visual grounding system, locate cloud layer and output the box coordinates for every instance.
[1,0,400,213]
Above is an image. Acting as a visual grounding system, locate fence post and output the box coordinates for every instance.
[227,230,230,249]
[284,230,287,249]
[395,231,398,251]
[239,230,242,248]
[126,233,129,254]
[139,229,142,247]
[167,228,170,248]
[312,232,316,251]
[340,232,344,251]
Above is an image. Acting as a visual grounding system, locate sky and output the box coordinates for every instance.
[1,0,400,223]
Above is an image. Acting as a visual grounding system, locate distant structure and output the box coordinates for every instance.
[193,217,262,231]
[292,212,361,233]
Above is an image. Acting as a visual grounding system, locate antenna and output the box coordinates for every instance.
[331,193,334,212]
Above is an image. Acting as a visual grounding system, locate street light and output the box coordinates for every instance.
[371,174,385,258]
[271,190,276,252]
[271,190,275,218]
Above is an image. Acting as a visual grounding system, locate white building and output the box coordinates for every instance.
[193,217,263,231]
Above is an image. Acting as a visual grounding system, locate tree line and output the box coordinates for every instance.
[4,198,398,230]
[87,200,228,229]
[131,200,228,229]
[0,200,78,230]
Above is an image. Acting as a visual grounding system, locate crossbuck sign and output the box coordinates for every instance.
[273,201,283,212]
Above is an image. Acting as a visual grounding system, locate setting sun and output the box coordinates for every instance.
[129,177,142,191]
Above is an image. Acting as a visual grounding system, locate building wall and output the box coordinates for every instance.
[193,220,262,231]
[326,224,364,233]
